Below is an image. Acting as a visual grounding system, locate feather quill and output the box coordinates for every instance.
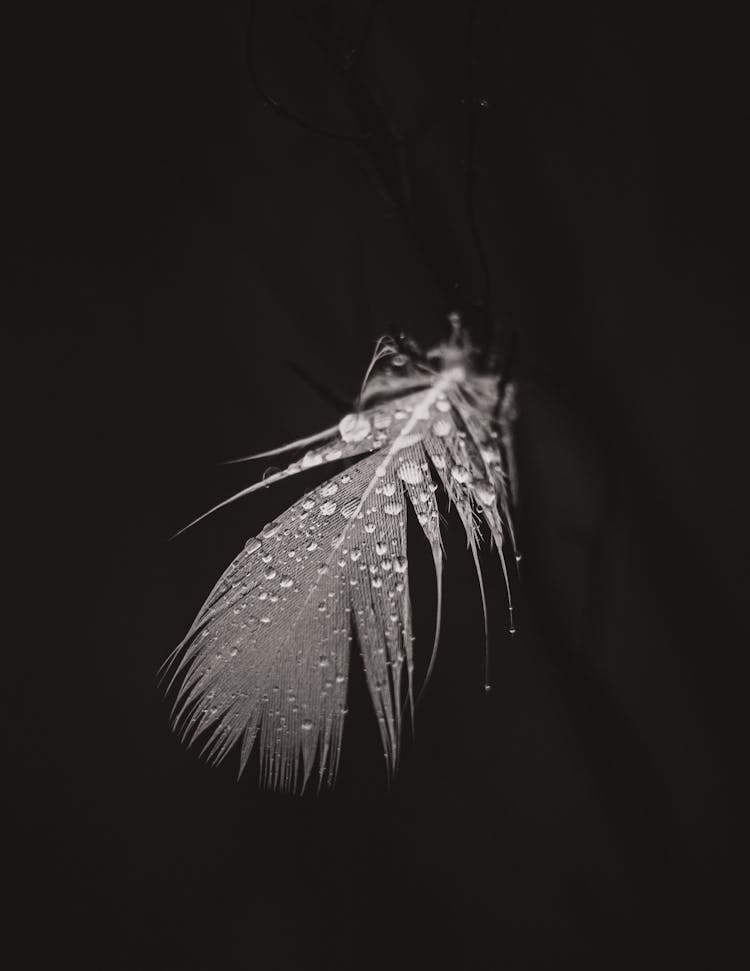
[163,325,518,791]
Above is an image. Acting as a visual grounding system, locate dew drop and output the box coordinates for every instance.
[301,719,313,732]
[393,555,407,573]
[339,413,371,443]
[384,502,403,516]
[279,575,293,588]
[319,500,337,516]
[435,398,451,413]
[364,521,376,533]
[261,552,273,564]
[371,577,383,588]
[398,461,423,484]
[307,541,318,551]
[375,541,388,555]
[244,537,261,553]
[320,482,338,497]
[382,482,397,497]
[302,498,316,511]
[260,616,271,624]
[451,465,472,484]
[432,419,452,437]
[264,568,277,580]
[301,451,324,468]
[350,547,362,561]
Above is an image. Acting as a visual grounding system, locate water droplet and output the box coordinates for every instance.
[258,591,268,601]
[435,398,451,413]
[301,719,313,732]
[373,412,392,429]
[307,541,318,551]
[451,465,472,484]
[393,555,407,573]
[433,419,452,437]
[319,500,337,516]
[279,575,293,588]
[515,553,523,563]
[320,482,338,497]
[318,601,327,611]
[302,498,316,511]
[340,473,352,483]
[260,616,271,624]
[339,413,371,443]
[394,409,408,420]
[381,559,393,572]
[318,656,330,668]
[431,454,446,469]
[301,450,324,468]
[335,674,346,684]
[350,547,362,561]
[324,448,343,461]
[484,683,492,693]
[264,568,277,580]
[398,461,423,484]
[509,627,516,635]
[375,541,388,555]
[384,502,403,516]
[262,552,273,564]
[317,564,329,575]
[244,537,261,553]
[382,482,397,497]
[364,521,376,533]
[371,577,383,588]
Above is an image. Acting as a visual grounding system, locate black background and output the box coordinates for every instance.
[11,2,748,969]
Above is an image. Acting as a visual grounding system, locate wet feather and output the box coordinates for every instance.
[163,327,517,791]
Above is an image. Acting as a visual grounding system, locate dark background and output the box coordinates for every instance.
[10,1,748,968]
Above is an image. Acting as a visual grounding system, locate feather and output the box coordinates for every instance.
[163,325,518,792]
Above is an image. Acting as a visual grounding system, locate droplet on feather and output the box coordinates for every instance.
[244,537,261,553]
[339,413,371,443]
[433,419,452,437]
[319,500,337,516]
[301,451,324,468]
[398,462,423,484]
[384,502,404,516]
[451,466,472,484]
[382,482,396,497]
[475,484,496,505]
[302,498,316,511]
[320,482,338,497]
